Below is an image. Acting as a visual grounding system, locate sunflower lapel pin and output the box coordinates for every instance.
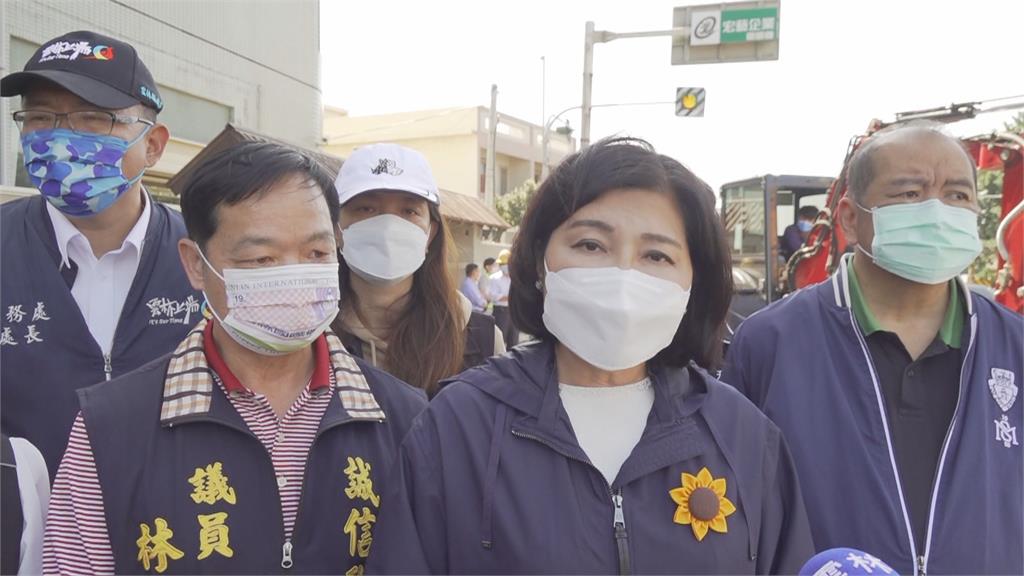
[669,467,736,542]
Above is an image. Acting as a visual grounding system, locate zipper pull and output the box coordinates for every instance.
[103,354,112,381]
[612,491,626,531]
[917,555,926,576]
[281,539,293,569]
[612,489,631,575]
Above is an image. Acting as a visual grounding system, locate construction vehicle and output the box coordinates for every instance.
[721,98,1024,332]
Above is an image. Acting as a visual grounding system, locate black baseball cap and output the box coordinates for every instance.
[1,31,163,112]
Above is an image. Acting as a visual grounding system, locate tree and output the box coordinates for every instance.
[496,179,538,229]
[971,112,1024,285]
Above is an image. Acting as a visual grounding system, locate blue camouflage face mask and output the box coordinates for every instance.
[21,126,150,217]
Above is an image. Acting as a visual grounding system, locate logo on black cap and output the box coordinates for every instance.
[39,41,115,63]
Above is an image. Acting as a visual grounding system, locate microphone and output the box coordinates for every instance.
[799,548,899,576]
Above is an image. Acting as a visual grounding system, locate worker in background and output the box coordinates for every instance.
[489,249,516,346]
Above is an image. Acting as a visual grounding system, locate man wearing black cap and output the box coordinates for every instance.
[0,31,200,480]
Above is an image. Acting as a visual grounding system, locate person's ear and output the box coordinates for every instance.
[178,239,207,292]
[144,122,170,167]
[837,195,862,247]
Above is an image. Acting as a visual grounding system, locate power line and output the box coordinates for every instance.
[107,0,320,91]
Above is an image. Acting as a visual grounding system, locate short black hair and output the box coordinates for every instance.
[483,257,496,268]
[465,263,479,276]
[180,141,339,248]
[510,136,733,370]
[798,205,819,220]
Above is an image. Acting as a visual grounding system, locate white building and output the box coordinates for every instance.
[0,0,323,195]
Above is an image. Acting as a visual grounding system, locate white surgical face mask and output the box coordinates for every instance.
[198,249,340,356]
[542,263,691,371]
[341,214,429,284]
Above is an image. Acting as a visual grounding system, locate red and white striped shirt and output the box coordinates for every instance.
[43,324,333,575]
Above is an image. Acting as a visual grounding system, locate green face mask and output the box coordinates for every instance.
[856,198,982,285]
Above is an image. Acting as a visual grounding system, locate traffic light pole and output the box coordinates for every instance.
[543,100,674,178]
[581,21,689,148]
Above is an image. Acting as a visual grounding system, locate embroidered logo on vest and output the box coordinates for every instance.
[995,415,1020,449]
[989,368,1018,413]
[146,295,200,327]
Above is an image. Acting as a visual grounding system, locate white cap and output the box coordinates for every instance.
[334,143,440,206]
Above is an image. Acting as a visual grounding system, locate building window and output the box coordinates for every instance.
[499,167,509,196]
[156,85,232,143]
[10,38,40,188]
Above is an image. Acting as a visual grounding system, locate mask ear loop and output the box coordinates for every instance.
[851,201,879,261]
[194,244,229,324]
[121,124,155,185]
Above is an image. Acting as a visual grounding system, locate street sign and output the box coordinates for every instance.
[676,87,706,117]
[672,1,780,65]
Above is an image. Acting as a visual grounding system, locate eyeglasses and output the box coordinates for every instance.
[12,110,154,136]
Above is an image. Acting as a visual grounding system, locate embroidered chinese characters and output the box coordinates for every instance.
[136,518,184,574]
[189,462,235,561]
[136,461,237,572]
[343,456,380,575]
[146,296,200,326]
[2,302,50,346]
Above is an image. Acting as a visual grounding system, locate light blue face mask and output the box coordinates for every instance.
[856,198,982,285]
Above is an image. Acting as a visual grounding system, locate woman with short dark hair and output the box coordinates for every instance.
[368,137,813,574]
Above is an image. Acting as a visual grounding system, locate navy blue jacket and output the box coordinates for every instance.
[722,258,1024,575]
[80,323,427,574]
[1,194,199,477]
[368,342,814,574]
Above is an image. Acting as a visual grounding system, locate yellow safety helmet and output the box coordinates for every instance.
[496,249,511,265]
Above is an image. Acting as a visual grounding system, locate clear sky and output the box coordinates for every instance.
[321,0,1023,193]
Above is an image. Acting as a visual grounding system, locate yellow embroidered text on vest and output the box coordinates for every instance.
[344,456,380,507]
[189,462,237,505]
[344,507,377,558]
[197,512,234,560]
[137,518,184,573]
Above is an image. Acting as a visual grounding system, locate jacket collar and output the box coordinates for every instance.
[45,190,151,270]
[829,252,975,316]
[27,189,163,270]
[160,320,385,427]
[457,340,711,485]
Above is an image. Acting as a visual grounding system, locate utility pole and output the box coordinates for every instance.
[580,22,689,149]
[540,55,546,178]
[484,84,498,208]
[581,21,595,149]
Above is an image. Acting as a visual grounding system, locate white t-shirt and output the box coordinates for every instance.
[488,270,511,307]
[559,378,655,485]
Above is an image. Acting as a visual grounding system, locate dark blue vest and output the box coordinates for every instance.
[79,327,426,574]
[0,194,200,477]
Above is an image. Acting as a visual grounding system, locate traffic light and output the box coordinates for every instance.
[676,87,705,117]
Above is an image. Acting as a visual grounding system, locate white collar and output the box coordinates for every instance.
[45,190,152,269]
